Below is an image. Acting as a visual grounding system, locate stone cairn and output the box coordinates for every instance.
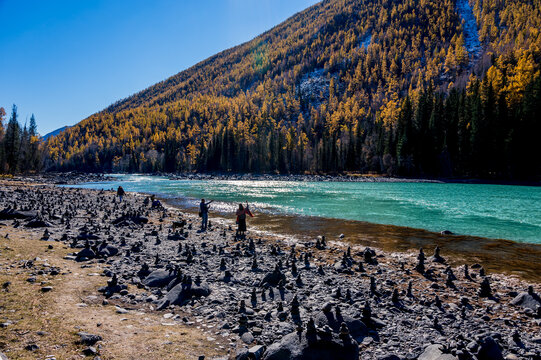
[479,277,492,297]
[290,295,301,324]
[415,248,426,273]
[431,245,445,263]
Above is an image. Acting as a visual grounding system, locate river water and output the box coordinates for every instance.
[64,174,541,279]
[68,174,541,244]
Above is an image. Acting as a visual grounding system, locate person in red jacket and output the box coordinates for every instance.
[236,202,253,238]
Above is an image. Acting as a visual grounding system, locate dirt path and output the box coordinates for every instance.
[0,225,227,360]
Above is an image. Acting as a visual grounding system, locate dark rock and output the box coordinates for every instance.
[236,348,249,360]
[241,331,254,344]
[83,346,98,356]
[77,332,103,345]
[363,247,378,265]
[430,246,445,263]
[112,214,148,226]
[477,336,503,360]
[137,264,151,279]
[24,343,39,351]
[143,269,176,288]
[361,302,385,328]
[391,288,400,303]
[97,243,119,257]
[157,281,211,309]
[415,248,425,273]
[249,345,266,360]
[76,247,96,261]
[290,295,301,322]
[167,232,185,241]
[407,281,413,297]
[479,278,492,298]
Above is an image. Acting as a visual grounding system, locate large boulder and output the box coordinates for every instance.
[418,345,458,360]
[75,248,96,261]
[143,270,176,288]
[510,292,541,311]
[97,243,119,257]
[263,329,358,360]
[157,282,211,310]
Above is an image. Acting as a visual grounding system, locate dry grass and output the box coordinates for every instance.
[0,226,228,360]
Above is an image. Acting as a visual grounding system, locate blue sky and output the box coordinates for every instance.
[0,0,319,135]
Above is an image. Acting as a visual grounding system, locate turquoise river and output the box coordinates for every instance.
[68,174,541,244]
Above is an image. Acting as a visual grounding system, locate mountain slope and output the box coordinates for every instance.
[43,126,69,140]
[47,0,541,179]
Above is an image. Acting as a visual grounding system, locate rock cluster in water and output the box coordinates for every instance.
[0,179,540,360]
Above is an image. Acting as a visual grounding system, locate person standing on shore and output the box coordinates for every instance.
[199,199,213,231]
[117,186,125,202]
[236,202,253,238]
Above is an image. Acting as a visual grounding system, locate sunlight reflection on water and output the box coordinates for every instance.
[67,174,541,244]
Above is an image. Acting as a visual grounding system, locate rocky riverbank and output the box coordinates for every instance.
[0,181,540,360]
[164,172,440,183]
[3,172,112,185]
[4,171,435,184]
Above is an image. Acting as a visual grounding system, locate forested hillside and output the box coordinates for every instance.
[46,0,541,179]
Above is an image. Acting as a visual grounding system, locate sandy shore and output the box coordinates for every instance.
[0,178,540,360]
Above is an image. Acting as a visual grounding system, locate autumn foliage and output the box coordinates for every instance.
[46,0,541,179]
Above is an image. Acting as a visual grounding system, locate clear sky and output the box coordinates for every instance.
[0,0,319,135]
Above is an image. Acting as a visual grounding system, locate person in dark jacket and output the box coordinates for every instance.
[199,199,213,231]
[117,186,125,202]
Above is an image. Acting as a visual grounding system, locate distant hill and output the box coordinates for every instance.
[46,0,541,179]
[43,126,69,140]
